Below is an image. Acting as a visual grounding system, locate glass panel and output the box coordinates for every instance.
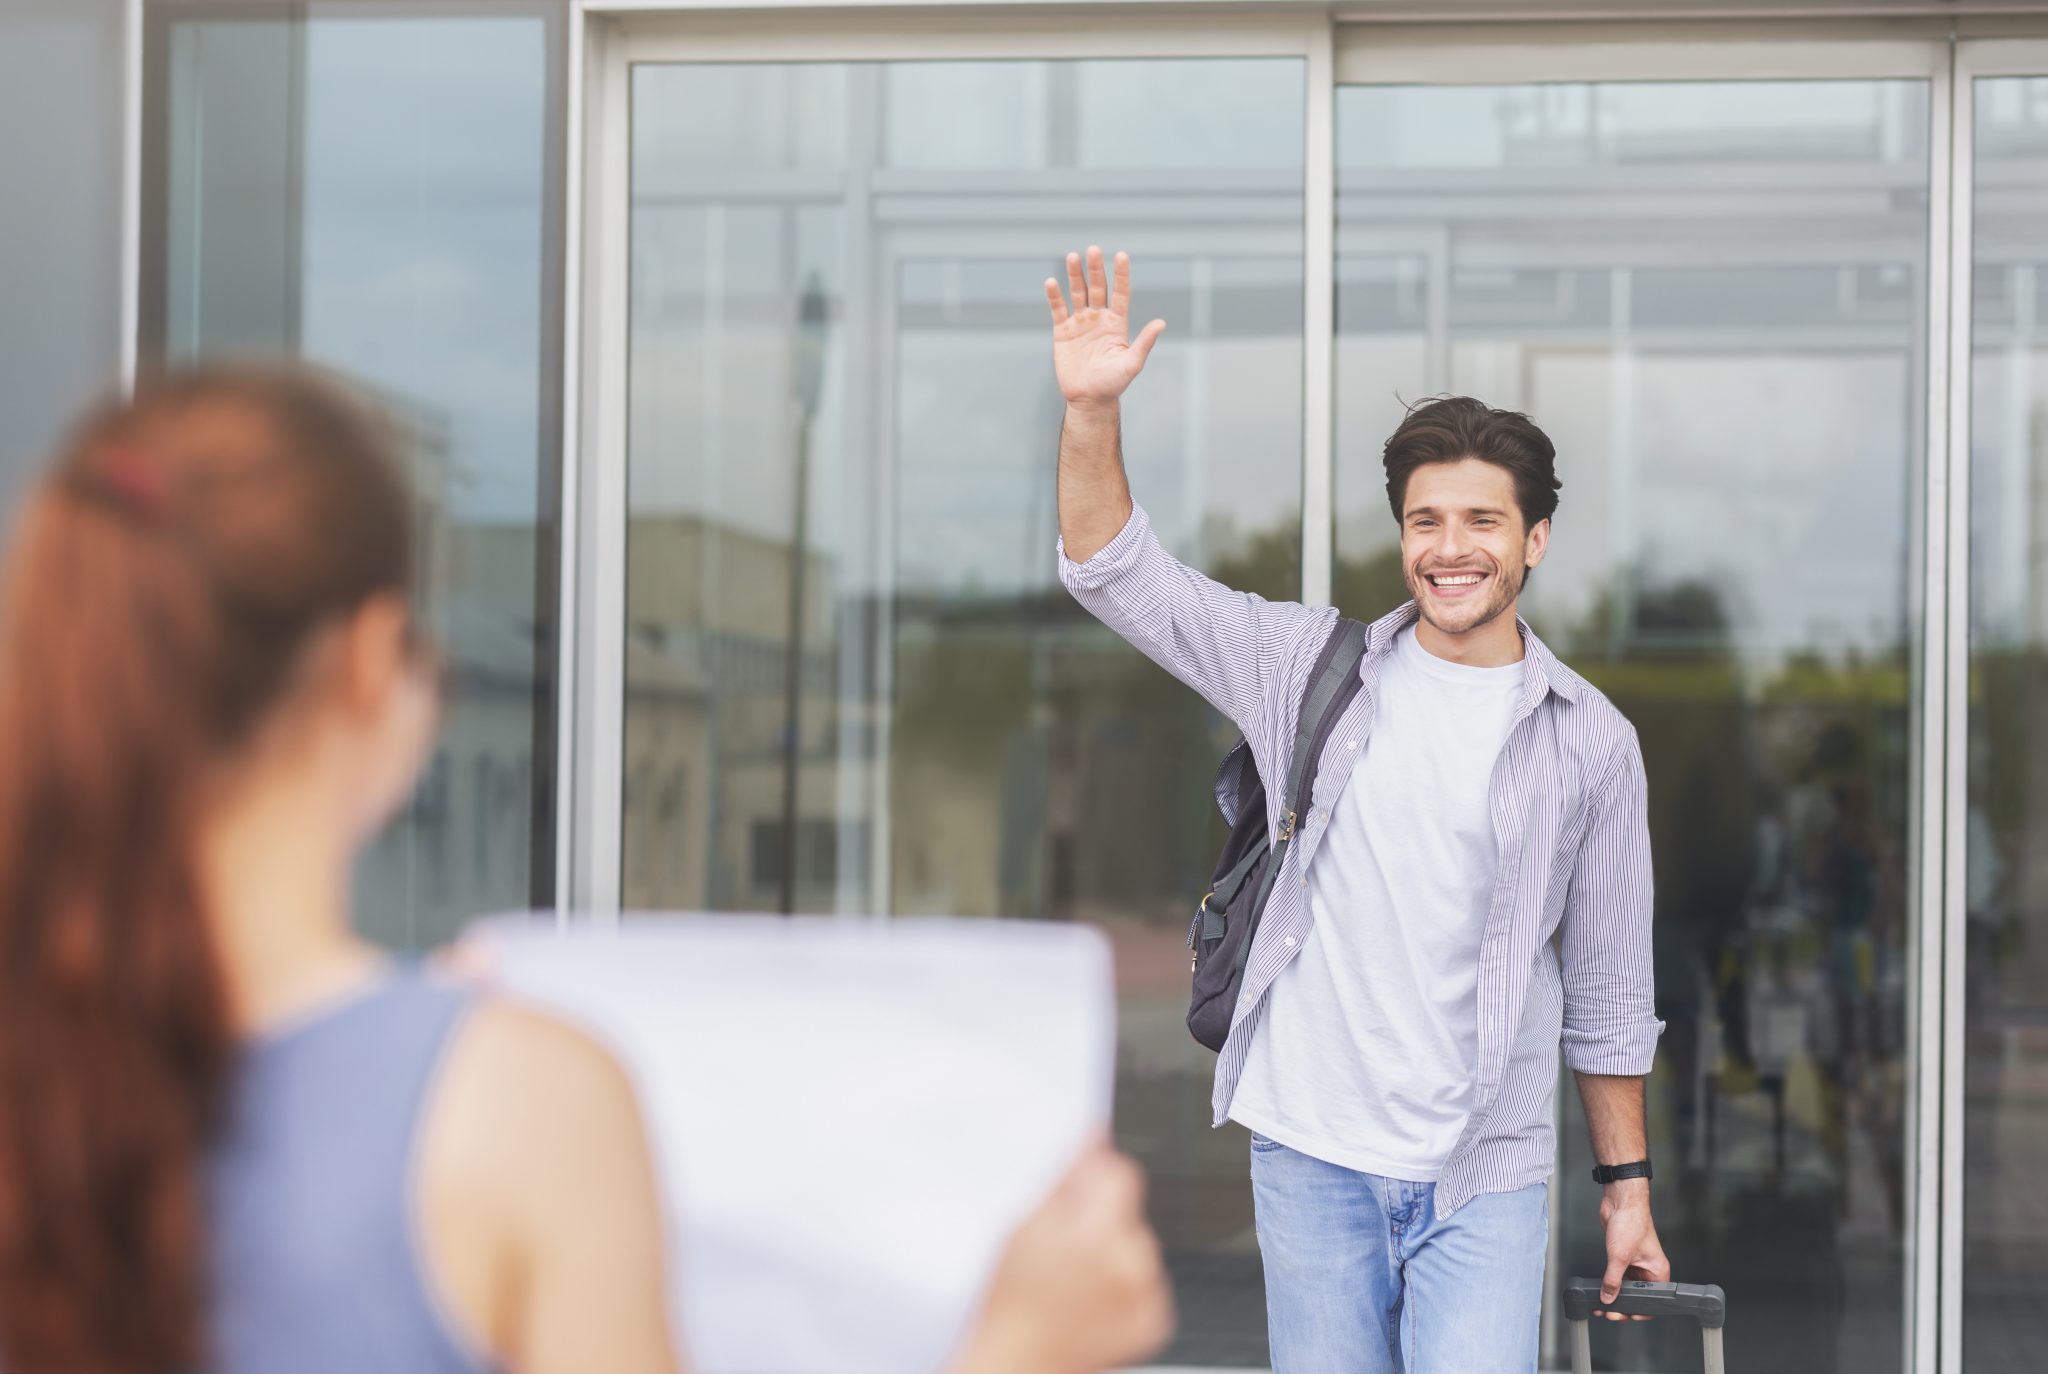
[1965,72,2048,1374]
[625,58,1304,1364]
[1337,80,1928,1372]
[0,0,127,515]
[146,4,562,949]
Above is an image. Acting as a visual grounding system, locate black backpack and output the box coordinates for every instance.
[1185,618,1369,1051]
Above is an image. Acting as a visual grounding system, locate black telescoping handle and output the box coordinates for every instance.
[1563,1277,1726,1329]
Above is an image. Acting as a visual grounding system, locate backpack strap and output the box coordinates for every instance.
[1277,617,1370,842]
[1222,616,1370,983]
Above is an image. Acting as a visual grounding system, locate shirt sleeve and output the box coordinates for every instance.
[1558,729,1665,1077]
[1057,502,1326,736]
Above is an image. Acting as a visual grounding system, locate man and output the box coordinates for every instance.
[1046,246,1668,1373]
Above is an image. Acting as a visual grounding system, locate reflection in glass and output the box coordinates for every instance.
[624,58,1303,1364]
[146,7,561,948]
[1966,74,2048,1374]
[1337,80,1927,1372]
[0,0,126,513]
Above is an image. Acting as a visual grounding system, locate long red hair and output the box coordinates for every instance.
[0,366,417,1373]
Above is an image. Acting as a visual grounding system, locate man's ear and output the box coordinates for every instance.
[1524,518,1551,571]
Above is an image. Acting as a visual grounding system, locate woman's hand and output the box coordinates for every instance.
[951,1141,1175,1374]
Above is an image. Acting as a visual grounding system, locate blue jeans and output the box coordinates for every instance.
[1249,1135,1547,1374]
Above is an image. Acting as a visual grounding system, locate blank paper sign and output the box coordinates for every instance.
[473,915,1118,1374]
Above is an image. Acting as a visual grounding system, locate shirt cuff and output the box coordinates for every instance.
[1056,502,1152,592]
[1561,1017,1666,1077]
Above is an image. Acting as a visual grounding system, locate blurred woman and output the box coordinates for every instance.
[0,367,1171,1374]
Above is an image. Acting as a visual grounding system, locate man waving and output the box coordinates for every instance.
[1048,246,1669,1373]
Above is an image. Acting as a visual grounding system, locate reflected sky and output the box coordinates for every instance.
[300,16,548,524]
[0,0,125,502]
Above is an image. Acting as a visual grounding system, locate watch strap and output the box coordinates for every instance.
[1591,1159,1653,1185]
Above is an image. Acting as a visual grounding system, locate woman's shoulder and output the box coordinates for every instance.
[410,989,669,1368]
[429,992,647,1184]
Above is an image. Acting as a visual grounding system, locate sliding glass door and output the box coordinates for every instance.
[1962,46,2048,1374]
[1333,69,1934,1372]
[616,41,1312,1364]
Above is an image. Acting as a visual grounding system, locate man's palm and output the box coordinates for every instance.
[1046,246,1167,408]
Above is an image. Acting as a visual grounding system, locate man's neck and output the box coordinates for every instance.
[1411,603,1526,668]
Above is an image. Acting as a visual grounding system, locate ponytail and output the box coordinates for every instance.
[0,368,415,1373]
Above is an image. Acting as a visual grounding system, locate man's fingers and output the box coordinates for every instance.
[1600,1254,1629,1307]
[1129,318,1167,369]
[1066,252,1088,315]
[1110,251,1132,317]
[1086,244,1109,310]
[1626,1258,1668,1321]
[1045,277,1070,326]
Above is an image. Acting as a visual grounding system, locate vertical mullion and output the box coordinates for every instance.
[120,0,144,389]
[1906,45,1956,1374]
[1938,42,1976,1374]
[573,14,629,924]
[1906,41,1953,1374]
[1303,18,1335,609]
[554,0,589,921]
[844,65,889,920]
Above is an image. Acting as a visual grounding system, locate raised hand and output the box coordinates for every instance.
[1045,246,1167,410]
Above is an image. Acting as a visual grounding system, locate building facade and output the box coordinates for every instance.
[4,1,2048,1369]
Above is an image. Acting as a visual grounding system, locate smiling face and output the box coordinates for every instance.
[1400,458,1550,641]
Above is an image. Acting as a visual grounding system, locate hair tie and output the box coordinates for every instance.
[84,446,170,517]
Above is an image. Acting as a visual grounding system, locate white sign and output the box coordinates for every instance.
[473,915,1118,1374]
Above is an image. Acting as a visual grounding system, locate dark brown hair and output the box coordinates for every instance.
[0,365,416,1374]
[1382,395,1562,530]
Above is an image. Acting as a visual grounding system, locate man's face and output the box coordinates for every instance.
[1399,459,1550,639]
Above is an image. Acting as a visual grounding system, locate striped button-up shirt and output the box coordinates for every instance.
[1059,503,1662,1215]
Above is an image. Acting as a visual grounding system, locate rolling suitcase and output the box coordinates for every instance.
[1563,1277,1727,1374]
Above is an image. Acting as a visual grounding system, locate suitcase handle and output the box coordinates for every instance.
[1564,1277,1727,1374]
[1563,1276,1726,1328]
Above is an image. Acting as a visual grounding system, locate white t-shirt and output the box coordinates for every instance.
[1228,625,1525,1181]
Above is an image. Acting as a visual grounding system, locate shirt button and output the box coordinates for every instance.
[1284,937,1297,948]
[1240,995,1255,1008]
[1301,876,1309,888]
[1347,740,1358,750]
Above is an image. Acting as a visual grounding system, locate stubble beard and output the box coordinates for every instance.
[1404,557,1524,640]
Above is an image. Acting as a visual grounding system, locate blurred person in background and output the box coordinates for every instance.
[0,366,1171,1374]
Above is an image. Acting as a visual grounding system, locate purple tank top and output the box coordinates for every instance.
[205,969,494,1374]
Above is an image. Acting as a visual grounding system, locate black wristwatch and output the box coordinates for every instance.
[1591,1159,1653,1185]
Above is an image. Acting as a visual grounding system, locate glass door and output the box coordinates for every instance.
[604,22,1322,1364]
[1958,42,2048,1374]
[1332,48,1942,1374]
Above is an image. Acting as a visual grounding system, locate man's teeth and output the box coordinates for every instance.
[1432,574,1483,587]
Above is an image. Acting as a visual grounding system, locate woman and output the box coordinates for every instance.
[0,367,1171,1374]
